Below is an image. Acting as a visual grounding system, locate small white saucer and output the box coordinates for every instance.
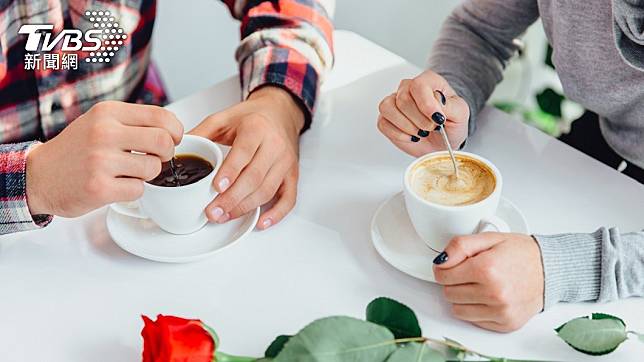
[106,208,259,263]
[371,192,529,282]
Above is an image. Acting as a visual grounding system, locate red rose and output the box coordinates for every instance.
[141,315,218,362]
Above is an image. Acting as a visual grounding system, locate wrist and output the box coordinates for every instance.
[249,85,305,138]
[529,235,545,311]
[26,143,51,216]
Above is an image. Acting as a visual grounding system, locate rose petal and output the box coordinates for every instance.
[141,315,162,362]
[157,315,215,362]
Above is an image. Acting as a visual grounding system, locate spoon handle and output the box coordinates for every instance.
[169,157,180,186]
[438,125,460,179]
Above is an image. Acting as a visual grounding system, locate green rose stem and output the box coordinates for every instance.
[214,351,256,362]
[627,331,644,342]
[409,337,552,362]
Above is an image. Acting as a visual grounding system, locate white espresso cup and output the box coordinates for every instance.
[110,134,222,235]
[403,151,508,252]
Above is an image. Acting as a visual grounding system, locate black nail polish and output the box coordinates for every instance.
[434,125,442,131]
[417,129,430,137]
[432,112,446,125]
[410,135,420,142]
[433,251,449,265]
[437,90,447,106]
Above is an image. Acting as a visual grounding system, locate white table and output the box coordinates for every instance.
[1,31,643,361]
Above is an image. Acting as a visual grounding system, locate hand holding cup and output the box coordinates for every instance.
[433,232,544,333]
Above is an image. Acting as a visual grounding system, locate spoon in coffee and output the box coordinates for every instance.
[436,120,460,179]
[169,157,180,186]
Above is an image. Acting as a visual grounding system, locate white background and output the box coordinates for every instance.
[151,0,552,113]
[152,0,462,100]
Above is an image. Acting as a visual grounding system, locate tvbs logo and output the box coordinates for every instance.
[19,24,102,52]
[19,10,127,70]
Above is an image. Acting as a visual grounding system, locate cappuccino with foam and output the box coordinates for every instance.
[410,155,495,206]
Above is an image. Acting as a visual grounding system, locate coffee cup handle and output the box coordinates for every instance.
[477,215,510,233]
[110,201,148,219]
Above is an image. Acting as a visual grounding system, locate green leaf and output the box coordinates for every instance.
[366,297,422,339]
[536,88,564,118]
[555,314,628,355]
[273,316,397,362]
[591,313,626,326]
[493,101,522,114]
[522,108,559,135]
[386,343,445,362]
[265,335,291,358]
[545,43,555,69]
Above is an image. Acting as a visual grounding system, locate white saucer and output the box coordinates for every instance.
[106,208,259,263]
[371,192,529,282]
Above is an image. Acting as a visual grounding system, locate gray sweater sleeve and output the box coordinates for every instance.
[613,0,644,71]
[536,229,644,309]
[428,0,644,309]
[428,0,539,135]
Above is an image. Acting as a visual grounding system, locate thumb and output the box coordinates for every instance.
[433,232,505,269]
[188,111,233,144]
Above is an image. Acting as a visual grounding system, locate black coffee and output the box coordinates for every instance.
[148,154,213,187]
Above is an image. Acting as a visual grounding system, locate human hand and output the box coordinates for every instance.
[433,232,544,332]
[26,101,183,217]
[189,86,303,230]
[377,69,470,157]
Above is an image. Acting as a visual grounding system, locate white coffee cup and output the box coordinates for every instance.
[110,134,222,235]
[403,151,509,252]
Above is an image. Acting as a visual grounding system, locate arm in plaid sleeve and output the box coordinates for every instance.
[222,0,335,131]
[0,142,53,235]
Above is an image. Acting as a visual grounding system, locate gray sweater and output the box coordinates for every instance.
[429,0,644,308]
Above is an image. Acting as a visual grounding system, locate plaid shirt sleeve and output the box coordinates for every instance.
[0,142,53,235]
[222,0,335,131]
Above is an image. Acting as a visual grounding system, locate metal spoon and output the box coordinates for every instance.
[433,91,459,178]
[169,157,180,186]
[437,124,460,179]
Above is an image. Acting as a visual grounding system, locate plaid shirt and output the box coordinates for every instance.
[0,0,334,235]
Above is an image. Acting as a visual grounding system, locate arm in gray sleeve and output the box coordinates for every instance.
[428,0,539,135]
[613,0,644,71]
[535,228,644,309]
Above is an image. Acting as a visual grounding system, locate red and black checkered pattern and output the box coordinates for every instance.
[0,0,334,234]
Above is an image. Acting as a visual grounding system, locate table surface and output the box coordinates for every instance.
[2,31,643,362]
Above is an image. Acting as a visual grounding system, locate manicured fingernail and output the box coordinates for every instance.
[410,135,420,143]
[417,129,430,137]
[433,251,449,265]
[432,112,446,125]
[261,218,273,229]
[218,177,230,192]
[216,212,230,224]
[436,90,447,106]
[208,207,224,221]
[434,125,442,131]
